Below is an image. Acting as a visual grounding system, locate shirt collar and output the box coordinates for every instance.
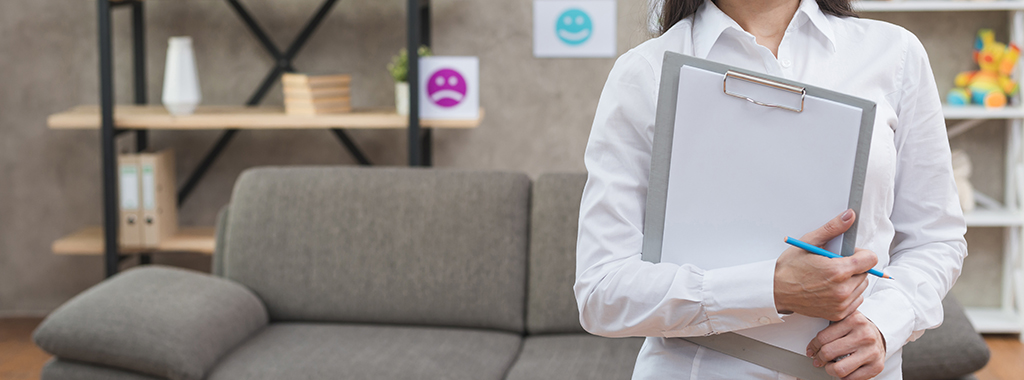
[691,0,744,59]
[797,0,837,52]
[691,0,837,59]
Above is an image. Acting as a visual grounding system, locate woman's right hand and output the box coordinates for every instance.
[774,209,879,321]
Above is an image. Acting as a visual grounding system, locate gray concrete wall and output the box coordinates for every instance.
[0,0,1011,314]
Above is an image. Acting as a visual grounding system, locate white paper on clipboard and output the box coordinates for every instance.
[650,64,871,354]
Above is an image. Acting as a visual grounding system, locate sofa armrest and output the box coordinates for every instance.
[34,266,268,380]
[902,295,990,380]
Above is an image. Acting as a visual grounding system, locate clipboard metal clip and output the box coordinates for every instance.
[723,71,806,113]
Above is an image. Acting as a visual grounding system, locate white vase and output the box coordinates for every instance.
[162,37,201,116]
[395,82,409,116]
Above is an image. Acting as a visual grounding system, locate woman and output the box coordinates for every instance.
[574,0,968,379]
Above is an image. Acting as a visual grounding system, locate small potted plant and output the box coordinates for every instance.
[387,46,431,115]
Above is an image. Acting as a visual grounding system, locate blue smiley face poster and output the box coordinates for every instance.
[534,0,617,58]
[556,9,593,45]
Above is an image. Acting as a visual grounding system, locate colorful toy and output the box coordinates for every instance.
[948,29,1020,108]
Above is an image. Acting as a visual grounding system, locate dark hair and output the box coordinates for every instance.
[659,0,857,35]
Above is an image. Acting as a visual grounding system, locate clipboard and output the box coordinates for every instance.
[642,52,876,380]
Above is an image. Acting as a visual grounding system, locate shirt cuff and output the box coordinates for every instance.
[702,259,784,333]
[858,287,916,360]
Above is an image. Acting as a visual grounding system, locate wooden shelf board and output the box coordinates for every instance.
[854,0,1024,12]
[964,209,1024,227]
[943,105,1024,120]
[47,105,484,130]
[52,226,215,255]
[966,307,1023,334]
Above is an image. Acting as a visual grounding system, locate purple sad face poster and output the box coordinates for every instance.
[426,69,467,108]
[419,56,479,120]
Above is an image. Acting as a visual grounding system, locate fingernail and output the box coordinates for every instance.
[841,209,853,222]
[813,359,822,367]
[806,349,813,357]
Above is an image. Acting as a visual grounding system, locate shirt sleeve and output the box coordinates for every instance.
[857,30,968,359]
[574,51,784,339]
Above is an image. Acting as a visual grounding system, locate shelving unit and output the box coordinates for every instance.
[856,1,1024,338]
[56,0,474,275]
[853,0,1024,12]
[964,208,1024,227]
[943,105,1024,120]
[47,105,484,130]
[52,226,215,255]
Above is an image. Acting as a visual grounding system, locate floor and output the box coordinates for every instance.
[1,318,1022,380]
[973,334,1024,380]
[0,319,50,380]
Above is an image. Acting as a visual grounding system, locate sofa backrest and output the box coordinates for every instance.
[526,173,588,334]
[221,167,531,333]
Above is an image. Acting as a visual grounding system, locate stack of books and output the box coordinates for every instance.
[282,73,352,115]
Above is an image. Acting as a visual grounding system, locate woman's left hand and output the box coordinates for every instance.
[805,311,886,380]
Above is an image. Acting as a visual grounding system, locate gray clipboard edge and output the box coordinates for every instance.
[641,51,876,262]
[842,100,875,258]
[640,52,686,263]
[682,334,836,380]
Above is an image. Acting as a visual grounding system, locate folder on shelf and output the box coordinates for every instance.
[138,149,178,248]
[641,52,876,380]
[117,155,143,247]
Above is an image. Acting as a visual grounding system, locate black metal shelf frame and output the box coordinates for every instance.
[94,0,433,277]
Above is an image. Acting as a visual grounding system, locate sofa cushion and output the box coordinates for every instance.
[223,167,530,333]
[902,296,990,380]
[505,334,644,380]
[527,173,589,334]
[206,323,523,380]
[41,359,164,380]
[33,266,267,380]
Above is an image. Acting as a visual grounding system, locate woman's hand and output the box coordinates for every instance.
[806,311,886,380]
[774,209,879,321]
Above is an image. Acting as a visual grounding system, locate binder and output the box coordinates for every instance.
[117,155,143,247]
[138,149,178,247]
[643,52,876,380]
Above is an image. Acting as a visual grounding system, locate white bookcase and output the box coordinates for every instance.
[854,0,1024,12]
[854,1,1024,339]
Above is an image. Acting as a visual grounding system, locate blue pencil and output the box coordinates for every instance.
[784,237,893,279]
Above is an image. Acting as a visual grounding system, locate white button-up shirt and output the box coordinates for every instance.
[575,0,968,379]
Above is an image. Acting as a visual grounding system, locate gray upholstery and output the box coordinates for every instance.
[505,335,644,380]
[223,167,530,333]
[42,359,164,380]
[527,173,588,334]
[902,296,991,380]
[35,169,989,380]
[207,323,522,380]
[213,205,229,277]
[33,266,268,380]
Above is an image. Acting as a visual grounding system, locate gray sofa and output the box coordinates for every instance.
[34,168,989,380]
